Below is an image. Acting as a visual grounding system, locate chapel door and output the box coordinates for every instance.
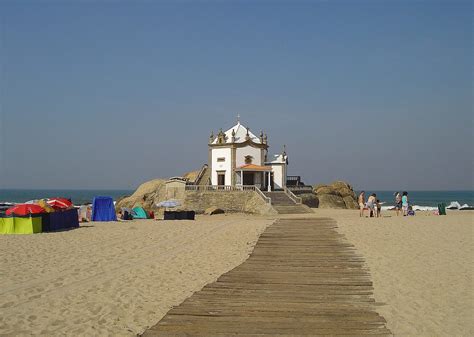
[243,172,254,186]
[217,172,226,186]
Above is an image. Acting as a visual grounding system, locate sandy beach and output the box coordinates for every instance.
[1,210,472,336]
[316,209,474,337]
[0,214,273,336]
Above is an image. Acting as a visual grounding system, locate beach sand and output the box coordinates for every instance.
[314,209,474,337]
[0,214,273,336]
[1,210,472,336]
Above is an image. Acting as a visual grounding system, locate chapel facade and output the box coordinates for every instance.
[208,119,288,191]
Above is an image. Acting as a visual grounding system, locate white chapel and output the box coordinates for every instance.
[208,119,288,191]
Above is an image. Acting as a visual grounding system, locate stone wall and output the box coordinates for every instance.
[183,190,276,215]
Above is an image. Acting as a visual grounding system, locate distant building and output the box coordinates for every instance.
[208,119,288,191]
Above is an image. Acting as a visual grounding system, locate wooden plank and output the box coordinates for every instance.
[142,218,392,336]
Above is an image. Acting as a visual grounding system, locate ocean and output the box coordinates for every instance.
[0,189,472,209]
[362,190,473,210]
[0,189,134,205]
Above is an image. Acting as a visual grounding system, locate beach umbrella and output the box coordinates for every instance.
[37,200,56,213]
[156,200,181,208]
[6,204,46,216]
[46,198,73,209]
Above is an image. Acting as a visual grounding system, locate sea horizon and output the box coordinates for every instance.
[1,188,472,208]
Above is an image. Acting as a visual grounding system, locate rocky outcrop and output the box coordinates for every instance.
[317,194,346,209]
[343,196,358,209]
[116,179,167,210]
[183,170,200,184]
[300,193,319,208]
[312,181,358,209]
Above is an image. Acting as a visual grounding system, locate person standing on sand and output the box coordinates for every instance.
[376,199,382,218]
[395,192,402,216]
[367,193,377,217]
[358,191,366,217]
[402,191,409,216]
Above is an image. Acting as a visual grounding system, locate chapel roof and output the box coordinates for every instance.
[211,121,262,145]
[235,164,272,171]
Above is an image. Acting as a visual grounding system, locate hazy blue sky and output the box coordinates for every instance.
[0,1,472,191]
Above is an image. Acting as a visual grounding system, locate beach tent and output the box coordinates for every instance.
[91,196,117,222]
[0,216,42,234]
[132,207,148,219]
[41,209,79,232]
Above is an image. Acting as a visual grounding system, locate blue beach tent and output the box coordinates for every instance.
[92,196,117,221]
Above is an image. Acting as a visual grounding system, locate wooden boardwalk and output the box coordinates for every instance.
[143,218,392,336]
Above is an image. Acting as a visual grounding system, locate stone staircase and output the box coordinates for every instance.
[263,191,312,214]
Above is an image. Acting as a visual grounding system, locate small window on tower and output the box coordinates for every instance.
[217,157,225,162]
[244,155,253,164]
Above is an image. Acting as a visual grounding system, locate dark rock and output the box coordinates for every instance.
[300,193,319,208]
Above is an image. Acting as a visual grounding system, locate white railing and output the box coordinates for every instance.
[284,186,302,204]
[185,185,245,191]
[254,186,271,204]
[288,185,313,193]
[185,185,271,204]
[194,164,208,185]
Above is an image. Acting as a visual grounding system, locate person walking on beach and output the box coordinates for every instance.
[402,191,409,216]
[358,191,366,217]
[395,192,402,216]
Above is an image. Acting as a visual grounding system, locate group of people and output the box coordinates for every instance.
[394,191,410,216]
[358,191,410,217]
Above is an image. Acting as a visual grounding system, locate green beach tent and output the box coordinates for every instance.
[132,207,148,219]
[0,216,42,234]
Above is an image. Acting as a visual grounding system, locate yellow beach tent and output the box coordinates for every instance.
[0,216,42,234]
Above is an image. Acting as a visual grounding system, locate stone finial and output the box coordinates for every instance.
[283,144,287,156]
[263,133,267,144]
[231,128,236,142]
[209,131,214,143]
[245,127,250,140]
[217,128,227,144]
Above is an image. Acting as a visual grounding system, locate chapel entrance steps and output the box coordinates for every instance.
[263,191,312,214]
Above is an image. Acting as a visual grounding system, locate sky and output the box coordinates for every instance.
[0,1,472,191]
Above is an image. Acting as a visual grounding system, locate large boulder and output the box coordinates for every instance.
[335,187,355,198]
[300,193,319,208]
[312,180,358,209]
[329,181,356,199]
[116,179,167,210]
[318,194,346,209]
[183,170,200,184]
[343,196,358,209]
[313,184,327,192]
[330,181,353,191]
[314,186,340,196]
